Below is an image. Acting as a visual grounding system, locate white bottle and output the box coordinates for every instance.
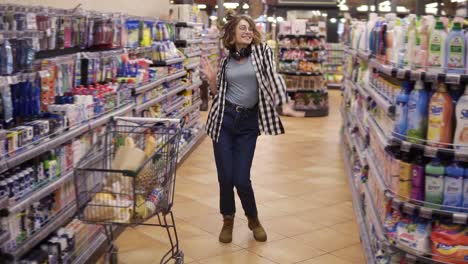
[428,21,447,73]
[454,85,468,152]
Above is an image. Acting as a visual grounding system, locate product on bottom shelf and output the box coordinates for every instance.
[431,221,468,264]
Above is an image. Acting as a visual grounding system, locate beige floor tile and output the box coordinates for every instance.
[295,208,350,227]
[135,218,211,242]
[115,228,163,253]
[292,227,360,252]
[184,213,247,235]
[172,200,218,220]
[248,238,326,264]
[330,221,360,236]
[263,215,324,237]
[261,197,328,214]
[297,254,354,264]
[198,250,277,264]
[180,234,243,260]
[332,244,366,263]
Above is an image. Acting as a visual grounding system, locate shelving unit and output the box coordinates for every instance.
[343,45,468,263]
[324,43,344,90]
[277,29,329,117]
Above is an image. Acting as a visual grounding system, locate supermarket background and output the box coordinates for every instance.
[0,0,468,263]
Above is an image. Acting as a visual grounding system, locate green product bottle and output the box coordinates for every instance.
[425,158,445,209]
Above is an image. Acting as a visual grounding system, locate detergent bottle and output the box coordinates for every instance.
[427,83,453,148]
[428,21,447,73]
[442,161,464,211]
[445,22,466,74]
[406,81,429,143]
[394,81,411,139]
[425,157,445,209]
[453,85,468,152]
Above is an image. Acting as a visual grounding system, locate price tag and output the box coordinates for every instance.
[392,198,402,210]
[425,72,437,82]
[410,71,421,81]
[400,141,412,152]
[424,146,438,157]
[453,213,467,224]
[0,77,7,86]
[454,151,468,162]
[6,76,14,85]
[39,70,50,78]
[397,69,406,79]
[403,203,416,215]
[382,65,393,76]
[445,74,461,85]
[419,207,433,219]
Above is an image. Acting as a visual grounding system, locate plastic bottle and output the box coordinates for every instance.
[378,20,388,62]
[385,14,396,64]
[428,21,447,73]
[427,83,453,148]
[407,81,429,143]
[442,161,464,211]
[397,19,409,68]
[466,31,468,74]
[405,16,417,68]
[411,151,425,202]
[394,81,411,139]
[391,18,402,65]
[445,22,466,74]
[399,150,413,201]
[414,18,429,69]
[425,158,445,209]
[453,85,468,151]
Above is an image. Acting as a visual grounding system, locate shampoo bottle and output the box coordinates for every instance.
[442,161,464,211]
[411,150,425,202]
[427,83,453,148]
[425,158,445,209]
[399,150,413,201]
[453,85,468,151]
[445,22,466,74]
[407,81,429,143]
[428,21,447,73]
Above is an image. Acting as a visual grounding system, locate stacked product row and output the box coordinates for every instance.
[342,13,468,264]
[0,3,205,263]
[324,43,344,88]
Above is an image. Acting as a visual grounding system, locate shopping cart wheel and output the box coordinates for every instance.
[174,251,184,264]
[109,245,118,264]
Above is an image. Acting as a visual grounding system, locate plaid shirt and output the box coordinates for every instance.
[206,43,288,142]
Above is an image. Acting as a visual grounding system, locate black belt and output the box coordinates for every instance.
[225,100,258,113]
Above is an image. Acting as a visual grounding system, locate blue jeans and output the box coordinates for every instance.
[213,102,259,217]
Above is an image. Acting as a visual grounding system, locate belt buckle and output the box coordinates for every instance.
[235,105,243,112]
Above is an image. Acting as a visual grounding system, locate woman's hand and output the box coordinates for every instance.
[200,57,218,95]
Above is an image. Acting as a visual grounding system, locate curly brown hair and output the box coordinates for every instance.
[222,11,262,50]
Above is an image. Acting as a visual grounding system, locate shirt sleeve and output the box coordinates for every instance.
[263,44,289,106]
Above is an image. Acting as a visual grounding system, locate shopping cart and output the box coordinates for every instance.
[74,116,184,264]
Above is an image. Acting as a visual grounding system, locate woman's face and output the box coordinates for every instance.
[235,19,254,47]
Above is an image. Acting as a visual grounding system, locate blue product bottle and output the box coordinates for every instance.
[445,22,466,74]
[406,81,429,143]
[394,81,411,139]
[442,162,464,211]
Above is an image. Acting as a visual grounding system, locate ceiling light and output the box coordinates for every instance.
[425,7,438,14]
[215,5,218,8]
[380,1,390,5]
[224,2,239,9]
[276,16,284,22]
[396,6,409,13]
[267,16,275,22]
[242,3,249,9]
[197,4,207,9]
[330,18,337,23]
[223,18,227,22]
[370,5,376,11]
[357,5,369,12]
[379,5,391,12]
[210,16,218,20]
[339,5,349,11]
[322,13,328,17]
[426,2,438,8]
[340,18,346,23]
[442,10,447,15]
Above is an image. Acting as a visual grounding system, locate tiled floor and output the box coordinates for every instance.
[114,90,366,263]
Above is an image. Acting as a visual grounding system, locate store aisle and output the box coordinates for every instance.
[114,90,365,264]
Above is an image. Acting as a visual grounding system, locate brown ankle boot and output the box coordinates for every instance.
[219,215,234,243]
[248,216,267,242]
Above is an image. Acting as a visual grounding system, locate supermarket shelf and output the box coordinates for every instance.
[165,99,186,115]
[0,195,7,209]
[348,80,369,99]
[8,203,76,259]
[357,50,372,61]
[326,49,345,52]
[186,80,203,91]
[279,58,324,63]
[134,84,187,113]
[185,62,200,70]
[364,83,395,115]
[165,84,187,98]
[186,116,200,129]
[341,141,376,264]
[323,63,343,66]
[0,231,9,245]
[278,34,325,39]
[286,88,327,93]
[369,58,468,84]
[175,22,203,28]
[71,232,107,264]
[279,71,323,76]
[327,83,342,89]
[279,46,325,52]
[9,170,74,213]
[186,51,202,58]
[133,78,166,95]
[178,129,205,164]
[0,103,134,174]
[368,115,391,148]
[175,39,203,47]
[152,57,185,66]
[176,100,202,119]
[202,39,218,44]
[363,183,386,240]
[165,70,187,82]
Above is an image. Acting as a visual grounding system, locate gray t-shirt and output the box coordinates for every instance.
[225,56,259,108]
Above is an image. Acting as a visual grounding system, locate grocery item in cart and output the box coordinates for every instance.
[431,221,468,264]
[83,192,133,223]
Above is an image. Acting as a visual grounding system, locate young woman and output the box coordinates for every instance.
[200,13,288,243]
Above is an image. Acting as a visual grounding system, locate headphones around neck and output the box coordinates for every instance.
[230,45,252,60]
